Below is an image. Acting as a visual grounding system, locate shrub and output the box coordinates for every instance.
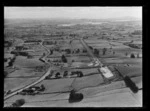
[12,99,25,107]
[61,55,67,63]
[130,53,135,58]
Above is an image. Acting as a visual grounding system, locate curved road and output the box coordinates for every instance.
[4,38,110,100]
[4,41,52,101]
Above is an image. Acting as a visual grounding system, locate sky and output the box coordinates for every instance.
[4,7,142,19]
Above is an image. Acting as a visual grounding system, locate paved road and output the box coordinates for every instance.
[4,41,52,101]
[80,38,103,67]
[39,41,51,64]
[80,38,114,82]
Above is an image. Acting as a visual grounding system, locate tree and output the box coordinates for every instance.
[63,71,68,77]
[50,50,53,55]
[69,90,83,103]
[76,49,80,54]
[4,58,7,62]
[43,53,46,56]
[61,55,67,63]
[82,49,87,53]
[65,49,71,54]
[12,99,25,107]
[9,60,13,67]
[130,53,135,58]
[94,48,99,56]
[4,71,8,78]
[103,48,107,55]
[113,51,115,55]
[27,55,33,59]
[125,52,128,56]
[70,40,72,44]
[55,72,61,78]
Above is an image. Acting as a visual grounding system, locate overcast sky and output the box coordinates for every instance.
[4,7,142,19]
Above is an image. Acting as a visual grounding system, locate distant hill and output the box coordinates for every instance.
[4,16,141,25]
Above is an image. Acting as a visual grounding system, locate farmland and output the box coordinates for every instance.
[4,18,142,107]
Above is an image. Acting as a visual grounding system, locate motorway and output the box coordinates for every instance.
[4,41,53,101]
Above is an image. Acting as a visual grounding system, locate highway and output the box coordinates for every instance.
[4,41,52,101]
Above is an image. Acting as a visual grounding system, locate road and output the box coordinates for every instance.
[4,41,52,101]
[39,40,51,64]
[80,38,114,81]
[80,38,103,67]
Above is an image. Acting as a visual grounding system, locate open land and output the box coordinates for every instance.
[4,18,142,107]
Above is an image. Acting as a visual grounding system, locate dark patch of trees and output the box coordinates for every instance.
[131,30,142,35]
[125,52,128,56]
[65,49,71,54]
[27,55,33,59]
[4,41,12,47]
[15,46,23,51]
[94,48,99,56]
[24,40,41,43]
[8,56,16,67]
[69,90,83,103]
[63,71,68,77]
[11,99,25,107]
[4,71,8,78]
[50,50,53,55]
[113,51,115,55]
[102,48,107,55]
[4,58,7,62]
[128,44,142,49]
[75,49,80,54]
[43,41,55,45]
[11,51,28,57]
[82,49,87,53]
[130,53,135,58]
[55,72,61,78]
[61,55,67,63]
[35,65,46,72]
